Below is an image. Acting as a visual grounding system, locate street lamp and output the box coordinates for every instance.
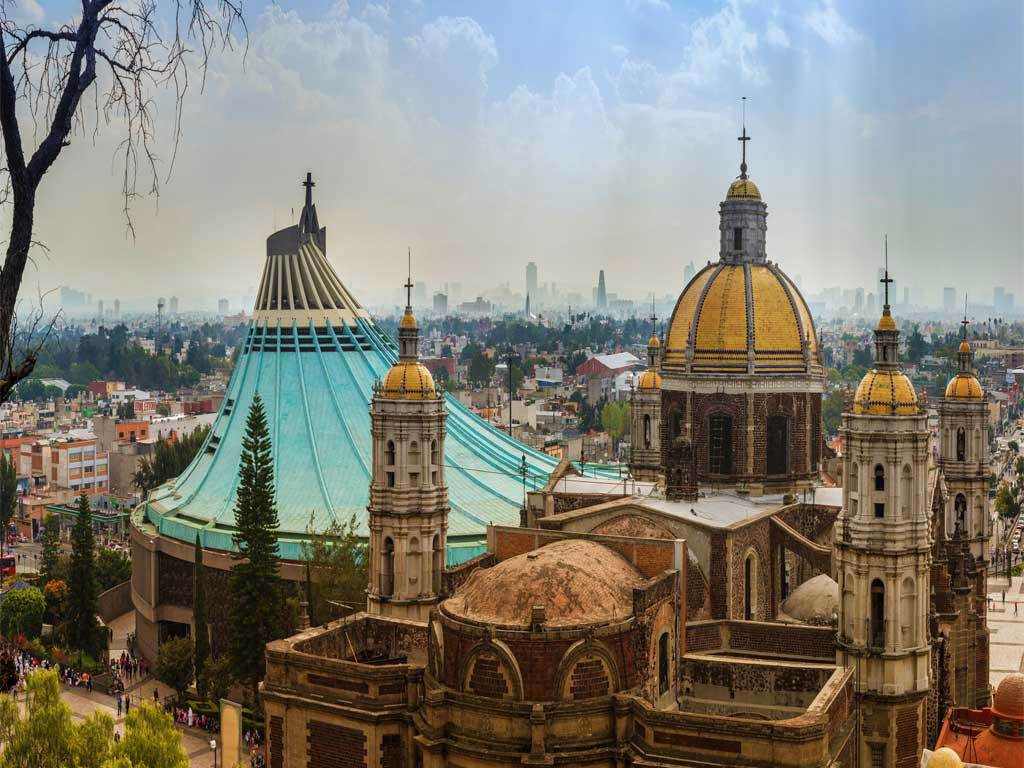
[209,739,217,768]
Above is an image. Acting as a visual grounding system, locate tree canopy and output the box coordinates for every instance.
[133,426,211,494]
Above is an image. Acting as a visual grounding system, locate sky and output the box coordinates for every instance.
[21,0,1024,313]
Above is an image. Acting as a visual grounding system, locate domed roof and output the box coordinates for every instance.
[853,369,918,415]
[726,178,761,201]
[663,263,820,375]
[876,312,897,331]
[992,672,1024,719]
[945,374,983,401]
[442,539,645,628]
[381,361,436,399]
[958,340,971,353]
[648,334,660,348]
[925,748,963,768]
[399,307,418,329]
[779,574,838,626]
[636,369,661,391]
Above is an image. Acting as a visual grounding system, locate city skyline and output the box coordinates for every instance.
[23,0,1024,311]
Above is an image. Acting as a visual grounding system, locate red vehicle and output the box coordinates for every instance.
[0,555,14,579]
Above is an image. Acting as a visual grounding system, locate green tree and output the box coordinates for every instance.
[202,656,233,706]
[302,514,368,625]
[155,636,193,704]
[192,535,210,699]
[0,586,45,639]
[823,390,844,435]
[38,514,61,585]
[0,669,76,768]
[995,483,1017,519]
[600,400,630,449]
[110,701,189,768]
[0,455,16,550]
[94,549,131,593]
[229,394,283,707]
[66,492,98,655]
[133,425,211,494]
[1009,440,1019,454]
[115,398,136,421]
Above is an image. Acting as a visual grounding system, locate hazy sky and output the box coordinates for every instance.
[24,0,1024,312]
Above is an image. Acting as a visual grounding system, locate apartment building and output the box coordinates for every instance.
[19,435,109,495]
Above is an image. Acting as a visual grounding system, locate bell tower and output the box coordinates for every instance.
[835,255,931,767]
[367,257,448,622]
[630,307,662,482]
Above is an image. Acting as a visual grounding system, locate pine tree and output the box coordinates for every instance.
[0,454,17,549]
[228,394,282,707]
[193,534,210,699]
[67,491,97,654]
[39,513,60,584]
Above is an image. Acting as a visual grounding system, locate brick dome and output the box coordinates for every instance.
[443,539,644,628]
[992,672,1024,719]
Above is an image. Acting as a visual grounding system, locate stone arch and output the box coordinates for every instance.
[955,493,967,528]
[956,428,966,462]
[842,571,856,641]
[592,514,673,540]
[385,439,396,466]
[381,537,395,597]
[850,462,859,492]
[900,464,912,520]
[900,576,916,648]
[669,406,683,440]
[555,637,621,701]
[408,537,421,596]
[870,578,885,649]
[643,413,652,448]
[874,464,885,492]
[461,637,524,701]
[766,414,789,476]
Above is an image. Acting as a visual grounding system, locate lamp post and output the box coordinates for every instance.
[209,739,217,768]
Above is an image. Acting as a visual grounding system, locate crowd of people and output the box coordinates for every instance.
[168,703,219,732]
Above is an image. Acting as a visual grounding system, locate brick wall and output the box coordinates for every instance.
[269,716,283,768]
[307,720,367,768]
[380,734,403,768]
[685,622,721,654]
[726,621,834,660]
[895,703,920,768]
[730,519,772,621]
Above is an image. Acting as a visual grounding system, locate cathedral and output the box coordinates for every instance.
[256,129,996,768]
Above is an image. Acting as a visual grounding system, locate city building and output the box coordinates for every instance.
[432,292,447,314]
[943,287,956,313]
[526,261,538,300]
[596,269,607,308]
[927,673,1024,768]
[18,434,109,496]
[575,351,641,379]
[169,295,179,316]
[217,298,229,315]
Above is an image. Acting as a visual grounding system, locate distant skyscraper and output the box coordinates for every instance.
[854,288,864,312]
[866,292,876,314]
[994,286,1007,314]
[97,300,104,318]
[169,296,179,316]
[113,299,120,320]
[218,298,229,315]
[943,287,956,313]
[525,292,531,318]
[526,262,538,301]
[433,292,448,315]
[596,270,607,309]
[683,261,695,285]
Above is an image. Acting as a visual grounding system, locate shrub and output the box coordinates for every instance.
[0,586,46,639]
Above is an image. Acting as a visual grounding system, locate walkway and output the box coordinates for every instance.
[987,573,1024,688]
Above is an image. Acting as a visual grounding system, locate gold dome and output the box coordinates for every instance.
[925,747,963,768]
[663,263,820,375]
[399,308,418,329]
[945,374,983,401]
[958,340,970,353]
[853,369,918,415]
[648,335,660,348]
[726,178,761,201]
[381,361,436,399]
[876,312,896,331]
[636,370,661,391]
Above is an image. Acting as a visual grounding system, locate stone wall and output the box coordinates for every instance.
[684,620,835,662]
[97,581,133,623]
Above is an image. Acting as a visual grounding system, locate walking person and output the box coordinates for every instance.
[117,694,122,717]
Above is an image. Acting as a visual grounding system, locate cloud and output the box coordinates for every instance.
[627,0,671,13]
[10,0,44,25]
[804,0,861,45]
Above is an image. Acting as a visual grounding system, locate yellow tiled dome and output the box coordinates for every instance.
[876,312,896,331]
[726,178,761,201]
[662,263,819,375]
[399,308,417,329]
[381,361,436,399]
[925,747,963,768]
[648,335,660,348]
[853,369,918,415]
[958,340,970,353]
[945,374,983,401]
[636,370,661,391]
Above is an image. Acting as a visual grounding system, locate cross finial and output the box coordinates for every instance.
[650,296,657,339]
[880,234,893,308]
[404,247,413,309]
[961,294,969,337]
[737,97,750,180]
[302,172,315,207]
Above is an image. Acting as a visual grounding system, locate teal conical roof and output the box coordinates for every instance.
[139,177,604,564]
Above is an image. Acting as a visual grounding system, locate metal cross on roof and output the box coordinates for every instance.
[737,96,750,180]
[405,247,414,308]
[880,234,893,307]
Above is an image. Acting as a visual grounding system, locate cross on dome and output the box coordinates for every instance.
[879,234,893,309]
[404,247,414,310]
[737,96,751,180]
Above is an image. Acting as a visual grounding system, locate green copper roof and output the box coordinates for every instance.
[142,194,613,564]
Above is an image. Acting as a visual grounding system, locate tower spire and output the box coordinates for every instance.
[650,296,657,339]
[737,96,750,180]
[961,294,969,338]
[404,247,414,310]
[880,234,893,311]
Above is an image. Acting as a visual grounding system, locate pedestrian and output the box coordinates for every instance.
[125,695,130,714]
[117,694,122,716]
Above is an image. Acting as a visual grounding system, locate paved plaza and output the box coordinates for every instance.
[988,573,1024,688]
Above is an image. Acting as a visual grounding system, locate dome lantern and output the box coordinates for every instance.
[381,251,437,400]
[719,98,768,266]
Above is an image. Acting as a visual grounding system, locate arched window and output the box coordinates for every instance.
[850,462,859,492]
[842,573,855,641]
[430,439,439,466]
[874,464,885,491]
[900,577,916,647]
[744,552,757,620]
[956,428,966,462]
[955,493,967,527]
[658,632,670,695]
[382,537,395,598]
[386,440,396,466]
[408,538,421,596]
[409,440,420,467]
[767,415,788,475]
[643,414,652,449]
[870,579,885,649]
[708,413,733,475]
[432,534,443,596]
[900,465,912,520]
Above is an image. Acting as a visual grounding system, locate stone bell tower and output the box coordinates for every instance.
[630,310,662,482]
[367,261,448,622]
[835,258,931,768]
